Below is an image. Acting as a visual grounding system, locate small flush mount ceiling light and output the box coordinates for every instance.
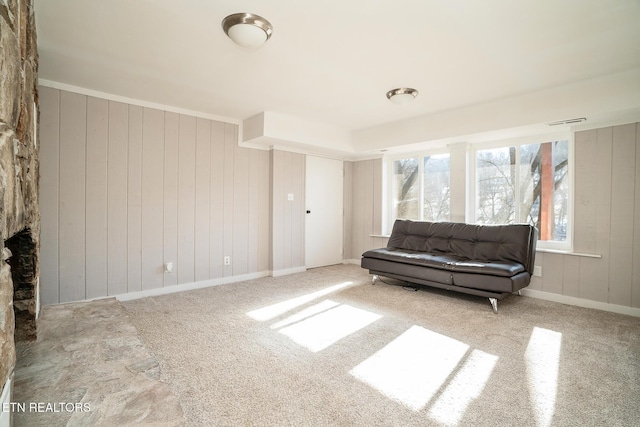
[222,13,273,49]
[386,88,419,105]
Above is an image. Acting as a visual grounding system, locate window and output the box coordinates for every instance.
[385,136,571,250]
[475,139,570,247]
[392,153,450,223]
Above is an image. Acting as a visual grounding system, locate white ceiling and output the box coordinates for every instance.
[34,0,640,155]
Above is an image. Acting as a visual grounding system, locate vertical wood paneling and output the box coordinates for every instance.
[351,161,364,258]
[141,108,165,290]
[343,161,353,260]
[223,123,235,276]
[40,88,279,303]
[270,151,281,271]
[209,121,225,278]
[563,255,580,297]
[372,159,382,236]
[573,130,598,253]
[85,97,108,299]
[258,150,270,272]
[163,112,179,287]
[194,118,211,281]
[282,152,293,268]
[58,91,86,302]
[363,160,375,252]
[270,150,305,272]
[595,127,614,256]
[608,123,636,305]
[633,123,640,308]
[43,86,640,309]
[177,115,196,284]
[233,145,250,275]
[529,252,543,291]
[542,253,563,295]
[248,150,261,273]
[38,86,60,305]
[579,127,612,303]
[107,101,129,296]
[127,105,143,293]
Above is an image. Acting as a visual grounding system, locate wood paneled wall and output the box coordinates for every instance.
[39,87,270,304]
[528,122,640,308]
[39,86,638,308]
[346,158,387,261]
[270,150,305,273]
[347,123,640,308]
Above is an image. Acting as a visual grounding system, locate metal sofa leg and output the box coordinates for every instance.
[372,274,379,285]
[489,298,498,314]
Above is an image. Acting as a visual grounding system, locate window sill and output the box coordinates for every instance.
[535,248,601,258]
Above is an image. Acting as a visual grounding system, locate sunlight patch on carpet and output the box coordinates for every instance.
[246,281,353,321]
[270,299,340,329]
[278,304,382,352]
[525,327,562,427]
[350,325,469,411]
[428,349,498,426]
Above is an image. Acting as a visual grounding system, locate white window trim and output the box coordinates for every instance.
[384,130,574,252]
[384,148,450,234]
[468,131,573,251]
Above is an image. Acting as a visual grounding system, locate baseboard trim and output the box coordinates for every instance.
[522,289,640,317]
[113,271,270,302]
[342,259,360,265]
[271,267,307,277]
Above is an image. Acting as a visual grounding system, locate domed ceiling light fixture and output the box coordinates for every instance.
[222,13,273,49]
[386,88,419,105]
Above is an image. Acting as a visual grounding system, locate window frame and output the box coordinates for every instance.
[469,132,574,251]
[385,148,451,233]
[383,131,574,252]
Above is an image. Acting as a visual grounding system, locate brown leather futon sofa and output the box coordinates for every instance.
[361,220,538,313]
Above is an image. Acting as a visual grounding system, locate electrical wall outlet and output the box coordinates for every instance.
[533,266,542,277]
[224,256,231,266]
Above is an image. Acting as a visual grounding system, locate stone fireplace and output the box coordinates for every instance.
[0,0,40,420]
[5,228,38,341]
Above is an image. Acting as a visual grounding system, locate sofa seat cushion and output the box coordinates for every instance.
[362,247,525,278]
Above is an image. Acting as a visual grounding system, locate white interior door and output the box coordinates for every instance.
[305,156,343,268]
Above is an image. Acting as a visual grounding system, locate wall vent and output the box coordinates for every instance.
[547,117,586,126]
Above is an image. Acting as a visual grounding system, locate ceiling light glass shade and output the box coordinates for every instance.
[386,88,419,105]
[222,13,273,49]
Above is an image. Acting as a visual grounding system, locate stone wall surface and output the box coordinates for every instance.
[0,0,39,398]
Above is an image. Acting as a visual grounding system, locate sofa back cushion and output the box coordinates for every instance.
[387,220,537,272]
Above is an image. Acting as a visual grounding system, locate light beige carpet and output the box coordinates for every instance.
[123,264,640,426]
